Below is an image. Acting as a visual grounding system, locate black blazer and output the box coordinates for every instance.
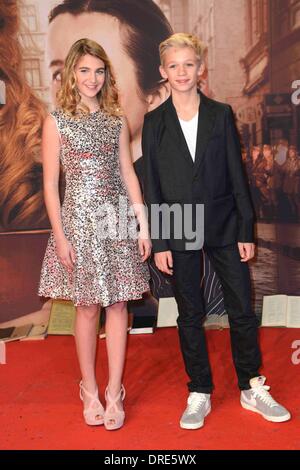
[142,91,254,252]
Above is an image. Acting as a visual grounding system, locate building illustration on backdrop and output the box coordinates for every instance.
[18,0,57,108]
[156,0,300,149]
[14,0,300,312]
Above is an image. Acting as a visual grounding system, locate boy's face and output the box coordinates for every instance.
[159,46,204,93]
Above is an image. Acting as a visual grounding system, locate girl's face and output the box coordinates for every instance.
[74,54,105,102]
[159,46,204,94]
[47,12,149,142]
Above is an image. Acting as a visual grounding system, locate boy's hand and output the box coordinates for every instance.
[154,251,173,275]
[238,242,255,262]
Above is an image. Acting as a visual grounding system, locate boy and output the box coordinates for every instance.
[142,33,290,429]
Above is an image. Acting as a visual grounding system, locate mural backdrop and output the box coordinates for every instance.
[0,0,299,322]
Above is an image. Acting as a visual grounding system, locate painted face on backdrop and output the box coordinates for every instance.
[263,146,272,159]
[252,148,260,160]
[288,147,297,159]
[47,12,150,158]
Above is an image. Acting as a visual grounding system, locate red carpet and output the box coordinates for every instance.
[0,327,299,450]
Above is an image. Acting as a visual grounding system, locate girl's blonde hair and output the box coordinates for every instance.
[159,33,207,65]
[56,38,121,116]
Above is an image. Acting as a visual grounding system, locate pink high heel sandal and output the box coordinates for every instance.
[104,384,126,430]
[79,380,104,426]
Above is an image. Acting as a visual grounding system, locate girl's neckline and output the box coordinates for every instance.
[89,109,101,115]
[58,108,103,119]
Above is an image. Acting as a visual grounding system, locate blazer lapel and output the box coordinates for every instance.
[163,96,194,168]
[194,91,217,175]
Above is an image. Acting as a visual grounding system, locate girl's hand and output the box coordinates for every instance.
[55,236,76,270]
[138,236,152,262]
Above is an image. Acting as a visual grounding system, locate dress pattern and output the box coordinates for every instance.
[38,109,149,306]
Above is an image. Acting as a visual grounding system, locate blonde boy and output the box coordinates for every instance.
[142,33,290,429]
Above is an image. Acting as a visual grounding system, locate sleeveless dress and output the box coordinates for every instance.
[38,109,149,307]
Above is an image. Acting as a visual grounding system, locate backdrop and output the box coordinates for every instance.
[0,0,299,322]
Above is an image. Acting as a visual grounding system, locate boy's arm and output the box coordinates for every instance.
[225,105,255,243]
[142,115,169,253]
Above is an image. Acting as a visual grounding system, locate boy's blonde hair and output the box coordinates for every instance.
[159,33,207,65]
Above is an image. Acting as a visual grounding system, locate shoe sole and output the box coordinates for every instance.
[180,405,211,430]
[240,401,291,422]
[84,417,104,426]
[104,418,125,431]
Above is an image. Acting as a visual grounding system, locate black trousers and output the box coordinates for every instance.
[171,244,261,393]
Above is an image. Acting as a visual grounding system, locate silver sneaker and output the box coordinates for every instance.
[180,392,211,429]
[241,376,291,423]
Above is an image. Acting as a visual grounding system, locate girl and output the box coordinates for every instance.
[47,0,224,312]
[38,38,151,430]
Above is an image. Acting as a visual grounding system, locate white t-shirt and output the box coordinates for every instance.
[178,112,199,161]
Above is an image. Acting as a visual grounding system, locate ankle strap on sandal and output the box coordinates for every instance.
[105,384,126,404]
[79,380,99,401]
